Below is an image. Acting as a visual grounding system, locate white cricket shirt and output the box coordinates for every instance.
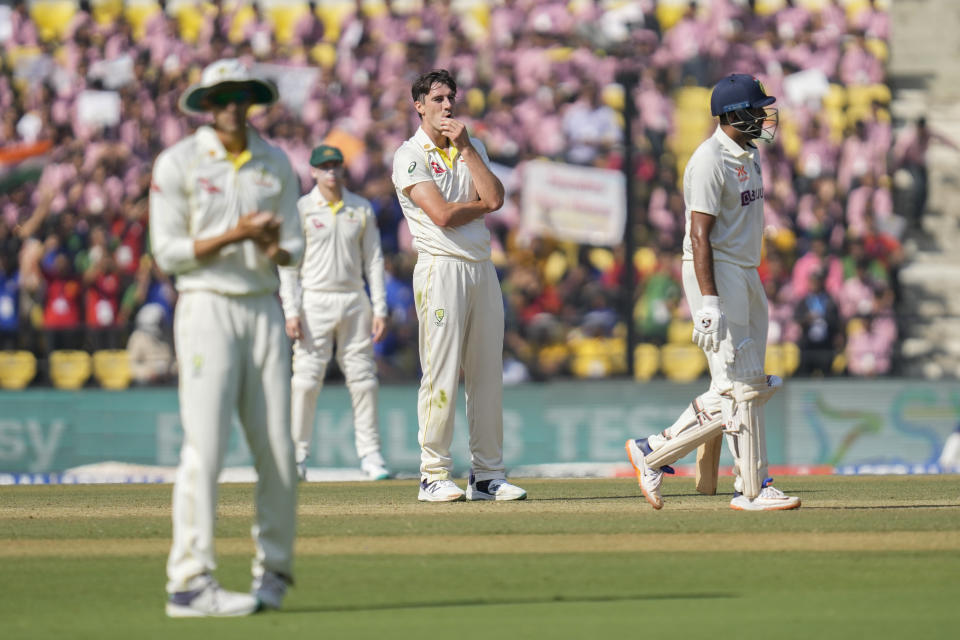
[681,126,766,268]
[278,186,387,319]
[149,125,304,294]
[391,127,491,261]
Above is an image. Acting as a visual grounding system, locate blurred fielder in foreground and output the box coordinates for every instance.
[151,59,303,617]
[279,144,391,482]
[625,74,801,512]
[391,69,526,502]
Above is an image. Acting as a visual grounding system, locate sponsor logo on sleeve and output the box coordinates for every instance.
[408,161,416,174]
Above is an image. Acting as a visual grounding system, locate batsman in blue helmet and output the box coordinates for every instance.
[625,73,800,512]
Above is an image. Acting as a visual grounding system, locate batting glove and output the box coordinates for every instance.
[692,295,725,353]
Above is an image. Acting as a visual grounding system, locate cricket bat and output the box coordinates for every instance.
[695,434,723,495]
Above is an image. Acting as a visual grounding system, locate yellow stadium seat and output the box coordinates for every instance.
[865,37,888,63]
[265,1,309,44]
[660,344,707,382]
[0,351,38,390]
[765,343,800,379]
[570,337,625,379]
[29,0,77,42]
[655,0,689,31]
[634,343,660,382]
[667,319,694,345]
[173,3,214,44]
[92,349,133,390]
[228,3,257,44]
[125,0,162,40]
[754,0,787,16]
[49,350,92,390]
[844,0,870,20]
[360,0,389,18]
[90,0,123,25]
[315,0,356,41]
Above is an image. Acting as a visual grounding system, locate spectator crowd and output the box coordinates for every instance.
[0,0,910,385]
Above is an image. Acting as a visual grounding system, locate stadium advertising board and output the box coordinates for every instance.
[0,380,957,477]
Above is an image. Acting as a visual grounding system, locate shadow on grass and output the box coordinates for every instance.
[531,495,640,502]
[285,592,733,614]
[802,504,960,510]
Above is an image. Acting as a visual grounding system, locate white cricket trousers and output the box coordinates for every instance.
[167,291,297,593]
[652,262,770,489]
[413,255,505,483]
[290,289,380,463]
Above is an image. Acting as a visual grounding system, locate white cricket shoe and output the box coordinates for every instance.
[252,571,291,610]
[166,575,259,618]
[361,452,390,480]
[418,478,466,502]
[624,438,670,510]
[466,471,527,501]
[730,480,801,511]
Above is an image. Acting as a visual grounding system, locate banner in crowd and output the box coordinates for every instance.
[521,160,626,246]
[0,380,957,476]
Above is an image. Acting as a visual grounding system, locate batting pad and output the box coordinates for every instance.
[727,339,780,498]
[644,400,724,469]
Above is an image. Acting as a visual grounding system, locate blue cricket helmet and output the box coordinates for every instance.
[710,74,776,117]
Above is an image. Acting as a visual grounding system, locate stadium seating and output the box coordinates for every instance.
[0,351,38,389]
[28,0,77,41]
[315,0,356,42]
[49,350,92,390]
[263,0,309,45]
[92,349,133,390]
[666,318,695,345]
[124,0,162,39]
[90,0,123,26]
[570,336,627,379]
[633,343,660,381]
[765,342,801,378]
[660,343,708,382]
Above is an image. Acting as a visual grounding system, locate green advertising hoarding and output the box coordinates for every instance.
[0,380,957,474]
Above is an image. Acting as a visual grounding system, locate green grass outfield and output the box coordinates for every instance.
[2,475,959,639]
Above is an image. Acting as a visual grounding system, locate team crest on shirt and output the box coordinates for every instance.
[430,161,446,175]
[736,166,749,182]
[197,177,221,194]
[434,308,446,327]
[311,218,325,229]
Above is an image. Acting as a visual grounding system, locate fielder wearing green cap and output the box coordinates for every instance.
[309,145,344,167]
[625,72,799,513]
[278,141,392,484]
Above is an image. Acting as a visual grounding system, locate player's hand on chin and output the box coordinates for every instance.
[440,117,470,149]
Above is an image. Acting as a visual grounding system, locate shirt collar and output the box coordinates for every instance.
[714,125,754,160]
[413,126,459,168]
[312,185,348,214]
[196,125,265,166]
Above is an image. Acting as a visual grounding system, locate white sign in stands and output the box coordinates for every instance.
[521,159,626,246]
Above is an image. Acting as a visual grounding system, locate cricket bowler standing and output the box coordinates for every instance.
[150,59,304,616]
[391,69,526,502]
[625,74,801,512]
